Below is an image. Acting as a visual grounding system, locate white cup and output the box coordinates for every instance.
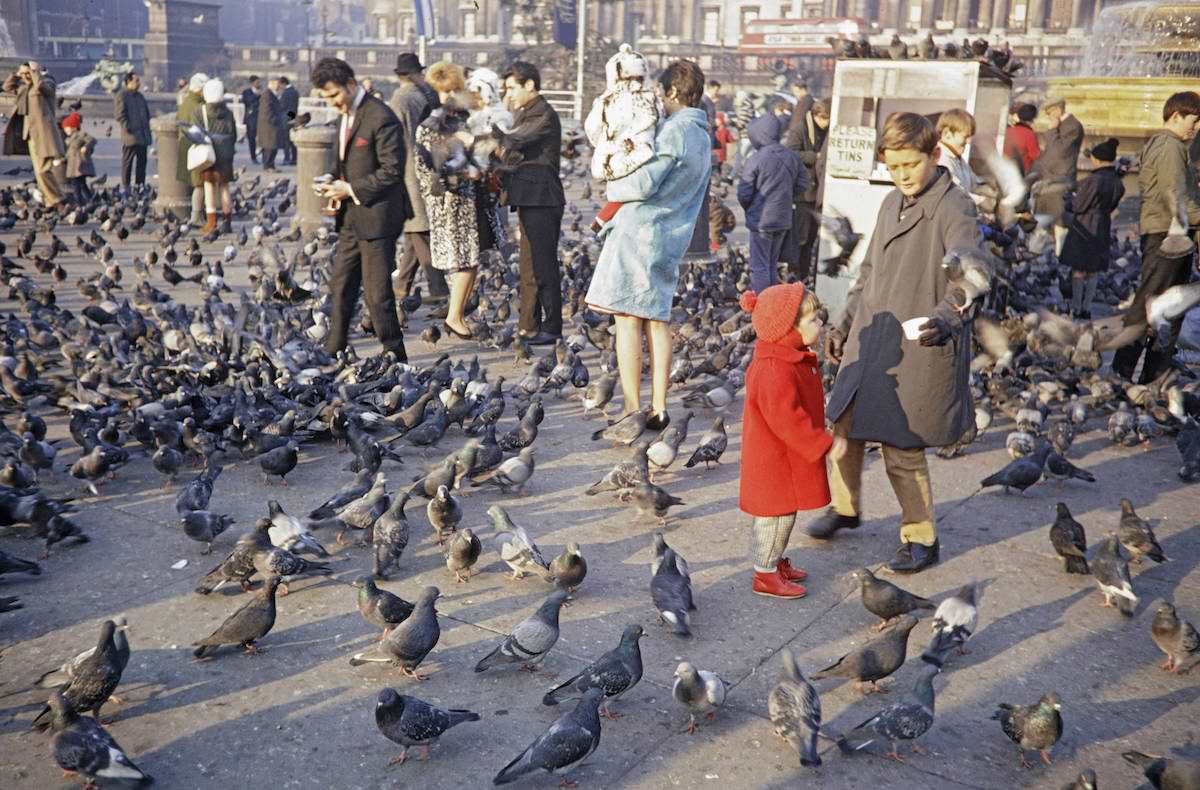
[902,317,929,341]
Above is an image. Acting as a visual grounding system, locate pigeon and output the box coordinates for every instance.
[672,661,727,733]
[585,440,650,495]
[308,468,374,520]
[580,370,618,416]
[175,463,223,515]
[1049,502,1089,574]
[35,616,131,690]
[684,416,728,469]
[812,614,918,693]
[192,576,281,658]
[1043,451,1096,484]
[426,484,462,545]
[46,690,151,787]
[193,519,273,594]
[495,687,604,786]
[374,688,480,765]
[1150,601,1199,673]
[266,500,327,556]
[31,620,125,731]
[850,567,934,631]
[543,624,644,718]
[0,548,40,577]
[490,507,551,580]
[444,527,481,582]
[617,480,684,523]
[921,582,979,665]
[1117,498,1167,563]
[992,692,1063,768]
[647,410,694,471]
[252,546,333,595]
[180,510,235,553]
[1092,534,1138,616]
[1062,769,1097,790]
[980,442,1052,494]
[352,575,414,639]
[372,495,411,579]
[258,440,299,484]
[547,542,588,593]
[475,446,536,494]
[836,663,940,761]
[650,531,691,580]
[350,586,441,679]
[1122,751,1200,789]
[769,648,823,768]
[651,548,695,637]
[590,407,648,444]
[474,589,568,672]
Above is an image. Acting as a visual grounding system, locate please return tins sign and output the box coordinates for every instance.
[826,125,877,179]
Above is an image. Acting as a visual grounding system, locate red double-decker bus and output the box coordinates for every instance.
[738,17,869,55]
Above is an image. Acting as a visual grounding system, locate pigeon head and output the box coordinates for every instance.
[779,648,804,682]
[351,575,377,591]
[848,567,874,587]
[436,484,450,501]
[620,624,645,644]
[46,689,77,727]
[417,586,441,609]
[565,542,582,558]
[581,686,606,706]
[652,531,667,553]
[254,517,272,533]
[377,687,402,710]
[96,619,118,648]
[1155,601,1177,618]
[1038,692,1062,711]
[1055,502,1071,519]
[268,500,284,517]
[674,661,698,681]
[262,576,283,596]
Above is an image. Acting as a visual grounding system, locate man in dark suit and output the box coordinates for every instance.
[498,61,565,344]
[311,57,411,362]
[1033,97,1085,254]
[241,76,260,163]
[279,76,300,165]
[257,77,284,172]
[114,71,152,191]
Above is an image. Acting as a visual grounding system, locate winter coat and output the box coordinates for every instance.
[584,106,712,321]
[1003,123,1040,174]
[256,89,285,151]
[783,110,826,204]
[193,102,237,183]
[739,338,832,517]
[389,81,435,232]
[279,85,300,123]
[826,168,984,449]
[738,113,809,233]
[1033,114,1084,184]
[176,89,204,185]
[585,83,661,182]
[65,131,96,178]
[3,70,65,163]
[1061,165,1125,274]
[114,88,152,147]
[1138,130,1200,235]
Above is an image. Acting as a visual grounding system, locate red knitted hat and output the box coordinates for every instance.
[61,112,82,130]
[739,282,807,343]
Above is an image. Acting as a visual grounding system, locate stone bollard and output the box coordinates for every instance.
[151,114,192,216]
[293,125,338,234]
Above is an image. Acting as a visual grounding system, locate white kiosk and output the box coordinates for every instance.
[816,60,1013,315]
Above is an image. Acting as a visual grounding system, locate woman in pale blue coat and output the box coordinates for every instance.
[585,60,713,428]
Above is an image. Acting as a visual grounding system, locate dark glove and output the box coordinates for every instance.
[824,328,846,362]
[918,317,952,347]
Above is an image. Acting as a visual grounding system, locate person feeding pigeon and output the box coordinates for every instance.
[817,111,988,574]
[738,282,844,599]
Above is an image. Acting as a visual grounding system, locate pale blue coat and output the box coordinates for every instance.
[585,107,712,321]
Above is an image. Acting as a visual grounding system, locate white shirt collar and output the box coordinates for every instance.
[350,86,366,115]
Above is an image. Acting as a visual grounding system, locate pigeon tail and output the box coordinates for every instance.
[493,747,534,785]
[1064,555,1089,575]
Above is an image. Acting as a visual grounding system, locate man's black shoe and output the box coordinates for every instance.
[523,331,560,346]
[887,540,939,574]
[805,508,860,539]
[646,412,670,432]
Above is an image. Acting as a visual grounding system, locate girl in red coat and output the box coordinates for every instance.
[739,282,845,599]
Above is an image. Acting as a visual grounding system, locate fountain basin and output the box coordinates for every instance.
[1045,76,1199,145]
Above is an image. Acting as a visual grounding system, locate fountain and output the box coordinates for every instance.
[1046,1,1200,146]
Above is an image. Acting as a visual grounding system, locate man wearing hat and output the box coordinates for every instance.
[177,72,209,225]
[2,61,67,211]
[388,52,448,307]
[1031,97,1085,255]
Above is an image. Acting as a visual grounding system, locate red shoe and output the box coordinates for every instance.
[777,557,808,582]
[752,569,807,599]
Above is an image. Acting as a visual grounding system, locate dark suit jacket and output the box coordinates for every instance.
[257,90,284,149]
[498,95,564,208]
[1034,114,1085,183]
[241,88,259,126]
[336,94,412,240]
[280,85,300,119]
[114,88,152,147]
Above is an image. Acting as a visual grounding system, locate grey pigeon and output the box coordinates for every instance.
[258,440,299,484]
[192,576,280,658]
[1043,451,1096,484]
[651,531,691,580]
[591,407,649,444]
[180,510,235,553]
[684,416,728,469]
[1092,533,1138,616]
[31,620,125,730]
[992,691,1063,768]
[444,527,481,582]
[1118,498,1167,563]
[769,648,823,768]
[490,506,551,580]
[352,575,413,639]
[980,442,1052,494]
[495,687,604,785]
[427,484,462,545]
[1122,751,1200,789]
[543,624,644,718]
[585,440,649,495]
[1151,601,1199,673]
[475,590,569,672]
[672,661,727,733]
[547,542,587,593]
[651,548,695,637]
[923,582,978,664]
[308,468,373,520]
[1050,502,1089,574]
[193,518,273,594]
[47,690,151,786]
[1061,769,1097,790]
[647,410,694,471]
[580,370,617,416]
[812,614,917,693]
[252,546,333,595]
[476,446,536,494]
[836,663,940,760]
[175,462,223,515]
[0,548,40,577]
[350,586,441,679]
[372,495,410,579]
[850,567,934,630]
[617,480,684,523]
[266,500,327,556]
[36,616,131,689]
[374,688,480,764]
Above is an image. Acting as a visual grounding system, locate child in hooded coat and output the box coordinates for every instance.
[738,282,844,599]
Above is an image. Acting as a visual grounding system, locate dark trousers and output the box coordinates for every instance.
[261,148,277,170]
[284,139,297,165]
[245,121,258,161]
[1112,232,1195,383]
[788,201,819,285]
[325,226,407,361]
[517,204,564,336]
[120,144,147,189]
[394,231,448,299]
[749,229,787,294]
[68,176,92,204]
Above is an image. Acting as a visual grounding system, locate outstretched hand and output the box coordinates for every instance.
[918,317,952,347]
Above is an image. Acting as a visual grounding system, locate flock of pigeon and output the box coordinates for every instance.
[0,113,1197,789]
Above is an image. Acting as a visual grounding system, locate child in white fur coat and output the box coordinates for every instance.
[584,43,663,232]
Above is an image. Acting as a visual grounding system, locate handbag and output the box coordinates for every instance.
[187,107,216,172]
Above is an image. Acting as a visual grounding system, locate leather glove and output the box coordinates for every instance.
[824,328,846,362]
[918,317,953,347]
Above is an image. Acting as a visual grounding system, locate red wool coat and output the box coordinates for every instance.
[738,338,833,517]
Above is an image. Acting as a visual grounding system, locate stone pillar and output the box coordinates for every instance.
[293,125,338,234]
[954,0,971,32]
[1027,0,1046,33]
[885,0,904,32]
[977,0,994,31]
[919,0,937,31]
[992,0,1009,34]
[1068,0,1086,32]
[151,114,191,216]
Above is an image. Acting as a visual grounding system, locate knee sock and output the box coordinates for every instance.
[1083,275,1099,311]
[751,514,797,572]
[1070,275,1084,313]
